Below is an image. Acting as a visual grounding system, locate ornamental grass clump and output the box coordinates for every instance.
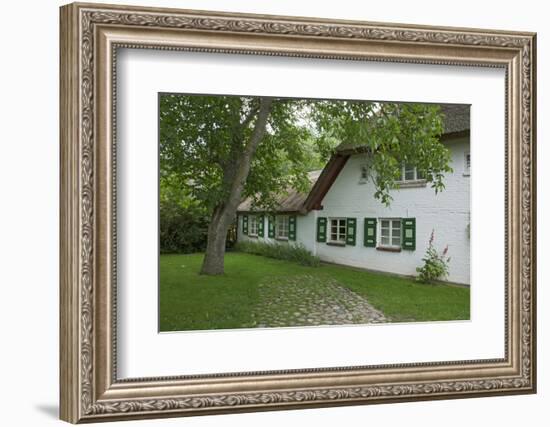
[416,230,450,284]
[234,241,321,267]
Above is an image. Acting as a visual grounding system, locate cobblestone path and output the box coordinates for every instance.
[253,274,388,328]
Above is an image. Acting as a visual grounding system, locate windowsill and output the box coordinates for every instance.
[463,172,470,177]
[275,237,289,242]
[395,179,427,189]
[376,246,402,253]
[327,241,346,247]
[248,234,259,238]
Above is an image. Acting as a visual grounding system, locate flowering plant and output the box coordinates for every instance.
[416,230,451,284]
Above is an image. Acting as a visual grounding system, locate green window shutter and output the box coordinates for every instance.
[317,217,327,242]
[242,215,248,235]
[364,218,377,247]
[288,215,297,241]
[402,218,416,250]
[268,215,275,238]
[258,214,265,237]
[346,218,357,246]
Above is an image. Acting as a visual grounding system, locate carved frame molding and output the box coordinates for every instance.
[60,2,536,423]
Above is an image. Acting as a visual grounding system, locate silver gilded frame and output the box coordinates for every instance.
[60,2,536,423]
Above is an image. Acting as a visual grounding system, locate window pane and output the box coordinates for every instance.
[277,216,288,237]
[381,228,389,237]
[405,168,415,180]
[249,216,257,234]
[381,220,389,228]
[381,236,389,245]
[392,237,401,246]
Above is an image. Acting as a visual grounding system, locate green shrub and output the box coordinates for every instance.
[234,241,321,267]
[159,200,209,254]
[416,230,450,284]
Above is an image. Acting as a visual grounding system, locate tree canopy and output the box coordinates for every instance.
[160,95,314,213]
[160,95,450,209]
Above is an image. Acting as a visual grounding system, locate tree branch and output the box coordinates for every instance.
[218,97,273,221]
[240,103,260,129]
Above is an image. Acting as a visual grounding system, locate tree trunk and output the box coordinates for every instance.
[200,98,273,275]
[200,206,231,275]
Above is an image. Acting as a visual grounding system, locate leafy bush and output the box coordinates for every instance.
[234,241,321,267]
[416,230,450,283]
[159,200,209,254]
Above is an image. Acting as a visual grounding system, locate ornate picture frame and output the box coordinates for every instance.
[60,2,536,423]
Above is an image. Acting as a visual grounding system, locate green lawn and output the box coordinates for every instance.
[159,252,470,331]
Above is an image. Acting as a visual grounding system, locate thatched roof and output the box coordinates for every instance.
[439,104,470,134]
[237,170,321,213]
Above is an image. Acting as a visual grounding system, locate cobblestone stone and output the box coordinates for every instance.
[253,274,388,328]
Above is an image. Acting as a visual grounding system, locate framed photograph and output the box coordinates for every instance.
[60,2,537,423]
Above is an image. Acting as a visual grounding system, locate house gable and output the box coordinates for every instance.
[303,104,470,212]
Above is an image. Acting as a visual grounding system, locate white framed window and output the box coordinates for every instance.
[329,218,347,243]
[359,164,368,184]
[464,151,471,176]
[248,215,259,236]
[276,215,289,239]
[398,163,424,182]
[379,218,402,248]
